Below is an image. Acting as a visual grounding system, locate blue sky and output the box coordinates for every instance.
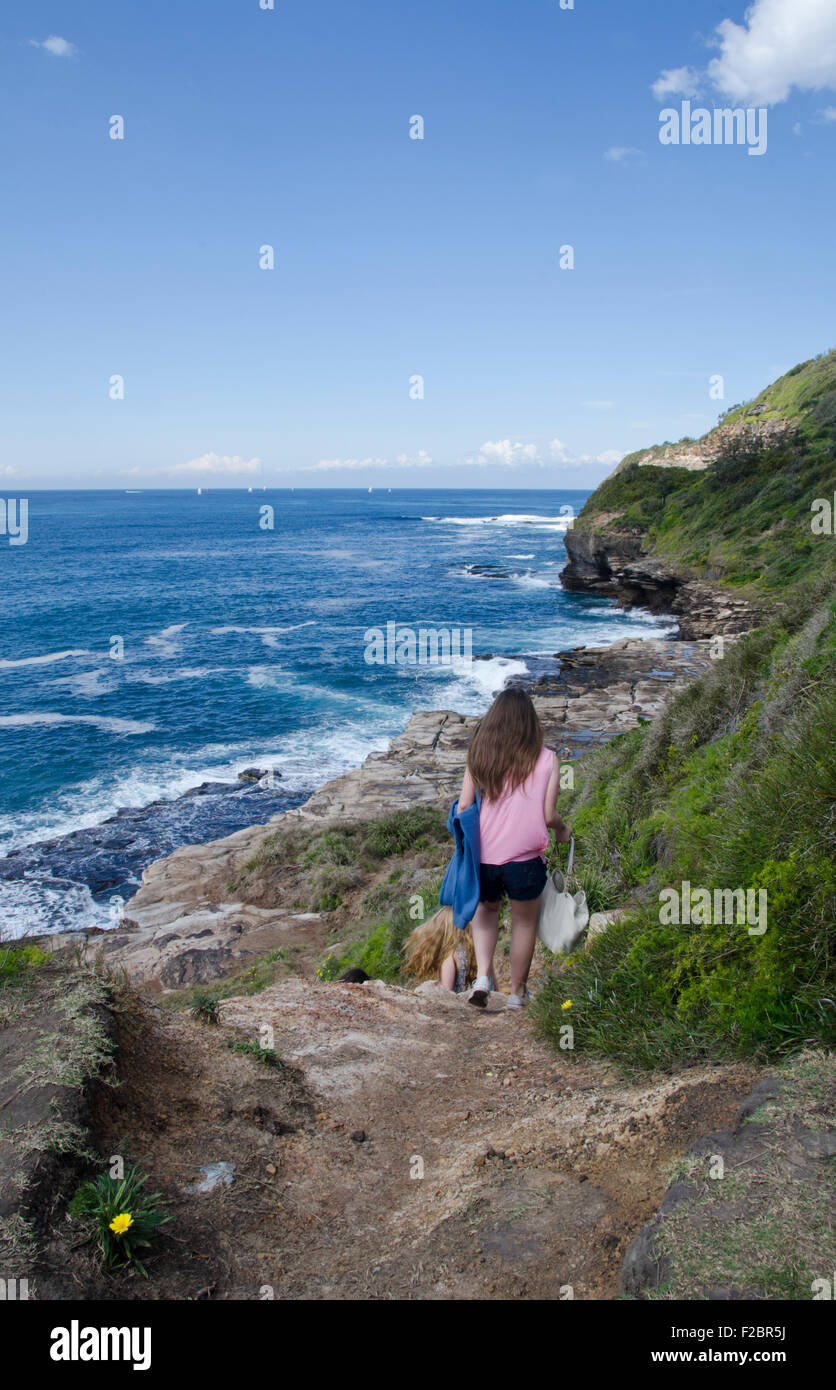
[2,0,835,489]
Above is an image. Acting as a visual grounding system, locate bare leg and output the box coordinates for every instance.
[508,897,541,996]
[471,900,500,981]
[439,953,456,990]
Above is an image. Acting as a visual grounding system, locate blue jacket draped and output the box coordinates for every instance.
[439,794,481,930]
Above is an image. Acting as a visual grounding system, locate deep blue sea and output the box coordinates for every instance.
[0,490,675,936]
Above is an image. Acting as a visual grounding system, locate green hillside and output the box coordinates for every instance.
[576,348,836,591]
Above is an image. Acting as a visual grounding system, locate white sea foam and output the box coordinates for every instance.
[0,713,154,734]
[50,670,118,697]
[0,648,92,669]
[0,877,117,940]
[128,666,226,687]
[0,714,399,858]
[423,513,573,532]
[409,654,528,713]
[213,622,316,649]
[438,656,528,712]
[510,571,551,589]
[144,623,189,657]
[246,665,289,690]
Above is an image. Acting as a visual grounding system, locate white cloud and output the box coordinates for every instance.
[31,35,78,58]
[655,0,836,109]
[394,450,434,466]
[1,464,18,476]
[548,439,573,464]
[546,439,623,470]
[171,453,262,475]
[604,146,643,162]
[818,105,836,120]
[583,400,616,410]
[652,66,702,100]
[470,440,541,468]
[292,457,389,472]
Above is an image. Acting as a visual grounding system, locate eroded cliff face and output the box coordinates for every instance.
[561,523,758,641]
[560,412,797,636]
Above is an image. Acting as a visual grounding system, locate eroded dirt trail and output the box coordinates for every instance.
[88,978,760,1301]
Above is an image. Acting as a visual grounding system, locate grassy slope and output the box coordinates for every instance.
[534,352,836,1068]
[643,1051,835,1300]
[576,348,836,590]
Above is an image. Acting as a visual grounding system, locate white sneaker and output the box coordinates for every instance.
[506,987,534,1011]
[468,975,493,1008]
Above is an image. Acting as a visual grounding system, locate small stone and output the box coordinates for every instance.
[265,1163,276,1175]
[351,1129,367,1143]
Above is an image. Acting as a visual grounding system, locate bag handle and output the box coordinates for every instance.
[547,834,575,876]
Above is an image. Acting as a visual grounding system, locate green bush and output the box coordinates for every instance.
[0,942,49,985]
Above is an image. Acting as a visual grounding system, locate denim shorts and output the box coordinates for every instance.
[479,856,547,904]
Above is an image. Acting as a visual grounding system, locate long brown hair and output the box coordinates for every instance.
[467,688,543,802]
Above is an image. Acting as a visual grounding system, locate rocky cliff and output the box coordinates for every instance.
[560,350,836,635]
[561,526,757,640]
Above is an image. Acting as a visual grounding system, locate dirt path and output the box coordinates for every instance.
[79,978,761,1301]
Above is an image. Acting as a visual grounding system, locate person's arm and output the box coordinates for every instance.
[458,764,476,812]
[544,750,572,842]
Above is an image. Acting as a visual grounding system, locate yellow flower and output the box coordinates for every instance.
[109,1212,134,1236]
[562,1000,573,1010]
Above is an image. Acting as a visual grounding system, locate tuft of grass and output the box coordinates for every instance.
[189,991,220,1025]
[227,1037,283,1068]
[231,806,449,914]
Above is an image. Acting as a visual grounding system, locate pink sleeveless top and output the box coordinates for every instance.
[478,746,555,866]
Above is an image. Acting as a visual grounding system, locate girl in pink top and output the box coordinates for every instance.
[457,688,572,1010]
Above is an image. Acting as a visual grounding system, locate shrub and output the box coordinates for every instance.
[189,991,220,1024]
[0,942,49,984]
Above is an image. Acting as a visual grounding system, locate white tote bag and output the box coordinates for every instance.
[537,837,589,955]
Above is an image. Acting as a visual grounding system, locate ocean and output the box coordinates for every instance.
[0,489,675,937]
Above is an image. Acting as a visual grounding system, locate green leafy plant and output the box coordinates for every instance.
[227,1037,283,1067]
[0,942,49,984]
[69,1164,169,1276]
[189,990,220,1024]
[316,952,342,981]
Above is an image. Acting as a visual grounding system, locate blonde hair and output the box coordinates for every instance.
[403,906,477,985]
